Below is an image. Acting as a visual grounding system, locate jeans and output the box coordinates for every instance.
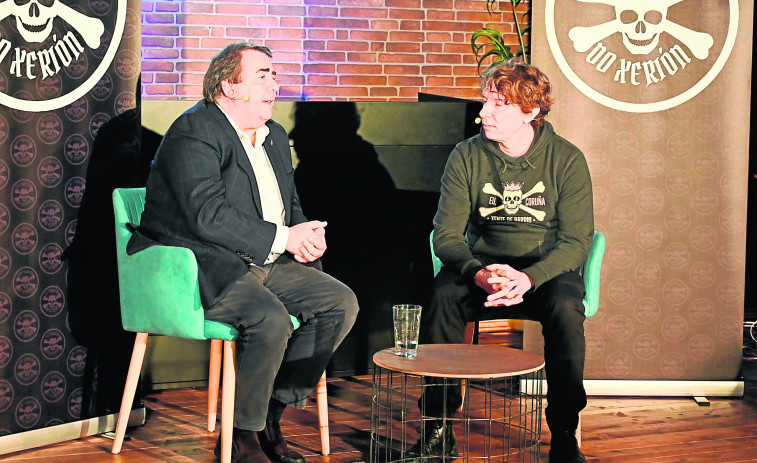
[204,255,359,431]
[420,263,587,433]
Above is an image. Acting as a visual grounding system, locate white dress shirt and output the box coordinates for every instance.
[217,105,289,264]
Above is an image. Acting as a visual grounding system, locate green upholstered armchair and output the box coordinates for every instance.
[110,188,330,462]
[429,229,606,444]
[430,230,605,318]
[579,231,606,318]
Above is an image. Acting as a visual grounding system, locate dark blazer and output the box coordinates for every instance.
[127,100,312,308]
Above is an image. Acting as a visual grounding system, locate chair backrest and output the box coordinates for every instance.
[430,230,605,318]
[580,231,605,317]
[430,231,444,278]
[112,188,208,339]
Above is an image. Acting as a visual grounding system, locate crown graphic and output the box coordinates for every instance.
[503,182,523,191]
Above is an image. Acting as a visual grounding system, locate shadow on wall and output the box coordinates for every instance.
[291,102,438,375]
[63,107,162,417]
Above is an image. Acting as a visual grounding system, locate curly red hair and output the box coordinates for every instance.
[481,58,553,127]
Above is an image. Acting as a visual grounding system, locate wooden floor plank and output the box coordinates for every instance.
[2,358,755,462]
[588,435,757,461]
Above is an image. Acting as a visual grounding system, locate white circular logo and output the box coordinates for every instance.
[0,0,126,111]
[545,0,738,113]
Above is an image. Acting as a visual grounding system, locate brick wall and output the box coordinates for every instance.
[141,0,529,101]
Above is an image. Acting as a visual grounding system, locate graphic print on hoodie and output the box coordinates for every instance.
[480,180,547,223]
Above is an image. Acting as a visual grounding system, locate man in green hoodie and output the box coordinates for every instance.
[414,59,593,463]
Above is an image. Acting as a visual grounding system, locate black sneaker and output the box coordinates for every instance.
[405,420,458,462]
[549,430,586,463]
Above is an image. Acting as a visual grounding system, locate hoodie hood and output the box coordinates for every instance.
[475,121,556,171]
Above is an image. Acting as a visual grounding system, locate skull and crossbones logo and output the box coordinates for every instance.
[0,0,105,48]
[568,0,713,60]
[480,181,546,221]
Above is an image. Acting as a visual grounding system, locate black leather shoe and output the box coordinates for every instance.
[549,430,586,463]
[406,420,458,462]
[214,427,269,463]
[257,421,306,463]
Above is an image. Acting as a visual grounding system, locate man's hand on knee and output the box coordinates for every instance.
[480,264,533,307]
[287,221,328,263]
[474,268,507,295]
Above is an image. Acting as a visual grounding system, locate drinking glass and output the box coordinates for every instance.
[393,304,422,358]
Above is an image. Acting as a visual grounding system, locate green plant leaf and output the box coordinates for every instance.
[472,27,514,74]
[481,48,512,63]
[476,0,530,69]
[472,28,504,41]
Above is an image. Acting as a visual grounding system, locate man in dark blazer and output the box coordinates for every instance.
[128,42,359,463]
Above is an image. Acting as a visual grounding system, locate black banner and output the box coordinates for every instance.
[1,0,141,436]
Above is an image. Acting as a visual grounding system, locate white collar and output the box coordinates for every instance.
[216,103,270,149]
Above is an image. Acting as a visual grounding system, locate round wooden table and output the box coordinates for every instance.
[370,344,545,462]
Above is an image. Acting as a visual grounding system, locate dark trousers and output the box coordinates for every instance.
[204,255,359,431]
[421,265,587,433]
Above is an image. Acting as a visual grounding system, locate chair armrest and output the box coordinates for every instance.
[116,243,206,339]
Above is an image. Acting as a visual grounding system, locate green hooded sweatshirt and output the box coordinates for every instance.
[432,121,594,289]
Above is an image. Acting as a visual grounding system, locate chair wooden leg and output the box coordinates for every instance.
[112,332,149,454]
[463,322,476,344]
[459,321,477,411]
[207,339,223,432]
[316,372,329,455]
[221,341,236,463]
[577,414,582,447]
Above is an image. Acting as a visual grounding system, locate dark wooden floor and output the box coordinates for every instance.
[2,329,757,462]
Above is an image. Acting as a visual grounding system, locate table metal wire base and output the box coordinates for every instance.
[370,367,543,463]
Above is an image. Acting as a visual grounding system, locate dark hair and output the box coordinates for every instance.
[203,42,272,102]
[481,58,553,127]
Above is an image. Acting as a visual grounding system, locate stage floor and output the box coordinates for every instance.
[1,359,756,463]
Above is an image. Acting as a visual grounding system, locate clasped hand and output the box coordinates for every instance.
[286,221,327,263]
[474,264,532,307]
